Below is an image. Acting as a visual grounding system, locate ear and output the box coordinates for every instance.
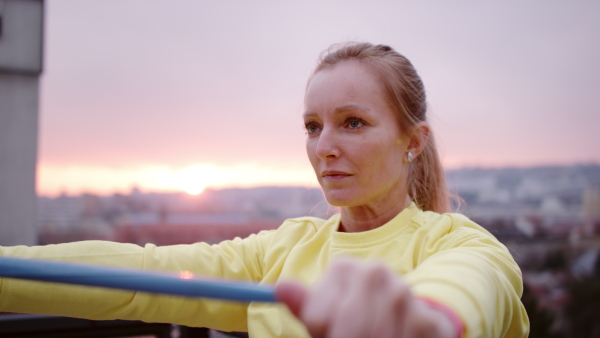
[407,122,430,157]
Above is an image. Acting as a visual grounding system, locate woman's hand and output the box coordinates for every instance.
[276,257,459,338]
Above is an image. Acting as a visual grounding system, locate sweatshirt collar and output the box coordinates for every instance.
[329,202,421,247]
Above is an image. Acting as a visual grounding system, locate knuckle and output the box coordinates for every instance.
[362,262,392,287]
[302,311,328,336]
[390,283,411,311]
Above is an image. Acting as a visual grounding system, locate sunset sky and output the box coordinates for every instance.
[38,1,600,196]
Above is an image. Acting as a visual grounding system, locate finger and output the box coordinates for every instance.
[301,258,354,337]
[359,270,401,338]
[275,281,307,318]
[326,288,369,338]
[381,275,412,337]
[327,261,392,338]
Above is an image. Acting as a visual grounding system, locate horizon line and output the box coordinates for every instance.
[36,162,600,198]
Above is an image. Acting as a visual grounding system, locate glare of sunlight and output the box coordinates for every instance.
[36,162,314,196]
[184,185,205,195]
[179,270,194,280]
[174,165,212,195]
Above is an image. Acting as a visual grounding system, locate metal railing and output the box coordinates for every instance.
[0,313,210,338]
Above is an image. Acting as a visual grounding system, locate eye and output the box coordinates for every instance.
[347,117,366,129]
[304,122,321,135]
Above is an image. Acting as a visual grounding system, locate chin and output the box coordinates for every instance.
[322,189,363,207]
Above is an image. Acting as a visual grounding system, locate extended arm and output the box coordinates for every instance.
[0,234,270,331]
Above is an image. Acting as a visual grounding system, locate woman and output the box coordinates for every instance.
[0,43,529,337]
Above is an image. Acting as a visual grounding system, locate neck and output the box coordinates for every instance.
[339,196,412,233]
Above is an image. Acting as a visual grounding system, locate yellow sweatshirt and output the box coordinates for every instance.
[0,203,529,337]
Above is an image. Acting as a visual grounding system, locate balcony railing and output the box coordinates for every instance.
[0,313,220,338]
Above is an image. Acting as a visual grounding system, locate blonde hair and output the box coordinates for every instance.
[313,42,451,213]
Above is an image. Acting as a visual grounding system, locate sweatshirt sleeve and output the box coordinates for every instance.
[0,232,273,331]
[405,215,530,338]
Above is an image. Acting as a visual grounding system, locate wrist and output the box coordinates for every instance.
[417,297,464,338]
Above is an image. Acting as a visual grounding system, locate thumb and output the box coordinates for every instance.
[275,281,307,318]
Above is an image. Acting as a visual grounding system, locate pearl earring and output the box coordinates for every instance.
[406,152,413,163]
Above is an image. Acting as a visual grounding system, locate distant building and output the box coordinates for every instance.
[0,0,44,245]
[114,221,281,246]
[582,187,600,236]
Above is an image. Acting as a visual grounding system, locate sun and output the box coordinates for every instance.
[174,165,213,195]
[184,183,205,196]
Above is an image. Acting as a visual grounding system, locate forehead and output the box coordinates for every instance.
[304,60,388,113]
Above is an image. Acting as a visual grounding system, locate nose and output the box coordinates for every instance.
[315,127,341,160]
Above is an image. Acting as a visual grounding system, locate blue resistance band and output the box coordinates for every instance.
[0,257,277,303]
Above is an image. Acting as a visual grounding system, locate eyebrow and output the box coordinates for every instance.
[303,104,372,118]
[335,104,372,114]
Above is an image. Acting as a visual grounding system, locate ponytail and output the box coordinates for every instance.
[408,133,451,213]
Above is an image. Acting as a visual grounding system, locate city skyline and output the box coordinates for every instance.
[38,1,600,195]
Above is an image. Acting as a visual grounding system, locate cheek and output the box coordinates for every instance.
[306,140,318,168]
[365,142,404,177]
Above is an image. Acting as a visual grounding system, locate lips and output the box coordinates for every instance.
[321,170,353,181]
